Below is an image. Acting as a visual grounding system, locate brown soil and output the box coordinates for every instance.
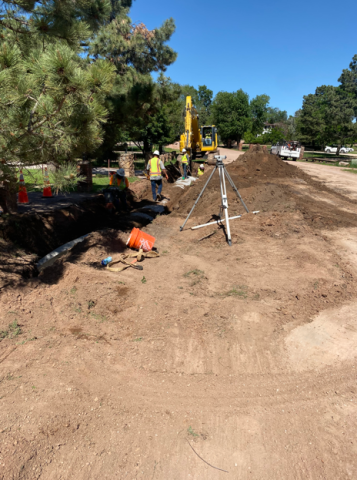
[1,152,357,479]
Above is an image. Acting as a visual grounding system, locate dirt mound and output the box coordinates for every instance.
[226,148,299,180]
[168,151,304,219]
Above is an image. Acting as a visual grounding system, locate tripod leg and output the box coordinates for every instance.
[218,165,232,246]
[179,166,217,231]
[224,168,249,213]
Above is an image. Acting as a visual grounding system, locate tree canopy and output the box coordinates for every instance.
[0,0,118,192]
[211,90,251,145]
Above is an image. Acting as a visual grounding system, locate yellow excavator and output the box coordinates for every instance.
[179,96,218,159]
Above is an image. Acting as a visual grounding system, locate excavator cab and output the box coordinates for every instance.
[202,127,213,146]
[200,126,217,152]
[179,96,218,157]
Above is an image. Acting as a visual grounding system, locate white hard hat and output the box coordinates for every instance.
[182,149,187,153]
[116,168,125,176]
[200,164,204,169]
[154,150,160,156]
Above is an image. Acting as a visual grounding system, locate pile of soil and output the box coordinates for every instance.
[167,151,305,219]
[226,149,299,179]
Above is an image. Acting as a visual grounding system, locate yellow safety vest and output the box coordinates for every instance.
[110,175,128,191]
[182,154,188,164]
[198,168,204,176]
[150,157,161,177]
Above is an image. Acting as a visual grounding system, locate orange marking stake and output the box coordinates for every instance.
[18,170,29,204]
[42,167,53,198]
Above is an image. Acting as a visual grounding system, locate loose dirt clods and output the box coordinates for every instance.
[1,151,357,479]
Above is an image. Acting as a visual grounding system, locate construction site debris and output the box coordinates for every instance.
[37,234,90,271]
[127,227,156,251]
[101,256,112,266]
[106,249,160,272]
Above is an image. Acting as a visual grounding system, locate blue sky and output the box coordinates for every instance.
[130,0,356,116]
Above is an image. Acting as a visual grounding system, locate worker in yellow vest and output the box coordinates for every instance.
[197,164,205,176]
[109,168,130,211]
[181,148,190,179]
[146,150,168,201]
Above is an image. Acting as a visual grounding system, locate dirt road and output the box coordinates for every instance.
[1,151,357,479]
[287,160,357,200]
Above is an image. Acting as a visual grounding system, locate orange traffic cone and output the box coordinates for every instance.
[42,167,53,198]
[18,170,29,204]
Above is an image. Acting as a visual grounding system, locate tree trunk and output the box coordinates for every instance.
[336,146,341,156]
[0,186,17,214]
[143,139,151,168]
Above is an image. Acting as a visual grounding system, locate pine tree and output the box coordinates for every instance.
[89,6,177,157]
[0,0,116,211]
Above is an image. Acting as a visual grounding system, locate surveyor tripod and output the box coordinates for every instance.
[179,156,249,246]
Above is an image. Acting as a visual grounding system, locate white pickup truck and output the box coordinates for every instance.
[325,146,354,153]
[270,141,301,161]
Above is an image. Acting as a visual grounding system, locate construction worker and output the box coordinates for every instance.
[197,164,205,176]
[181,149,190,179]
[147,150,168,202]
[205,131,212,146]
[109,168,129,211]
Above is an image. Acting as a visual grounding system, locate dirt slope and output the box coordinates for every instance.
[1,152,357,479]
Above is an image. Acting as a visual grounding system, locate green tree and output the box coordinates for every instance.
[266,107,288,124]
[178,84,213,126]
[197,85,213,125]
[297,85,356,151]
[90,9,177,158]
[339,54,357,119]
[0,0,116,212]
[250,94,270,135]
[127,75,181,154]
[211,90,250,146]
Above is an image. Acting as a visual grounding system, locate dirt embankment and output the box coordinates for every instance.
[2,150,357,479]
[0,181,159,288]
[162,149,357,231]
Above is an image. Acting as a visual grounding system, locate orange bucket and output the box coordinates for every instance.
[126,228,156,252]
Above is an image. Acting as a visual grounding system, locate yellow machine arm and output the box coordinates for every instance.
[180,96,218,158]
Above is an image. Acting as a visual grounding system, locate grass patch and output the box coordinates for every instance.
[0,320,22,340]
[184,269,205,286]
[21,169,140,194]
[91,174,140,193]
[222,286,248,298]
[90,312,107,323]
[187,426,199,437]
[133,337,143,342]
[141,276,147,284]
[184,269,204,278]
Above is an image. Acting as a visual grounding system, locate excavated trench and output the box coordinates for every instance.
[0,188,169,286]
[2,149,357,287]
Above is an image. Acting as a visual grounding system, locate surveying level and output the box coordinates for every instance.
[179,155,250,246]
